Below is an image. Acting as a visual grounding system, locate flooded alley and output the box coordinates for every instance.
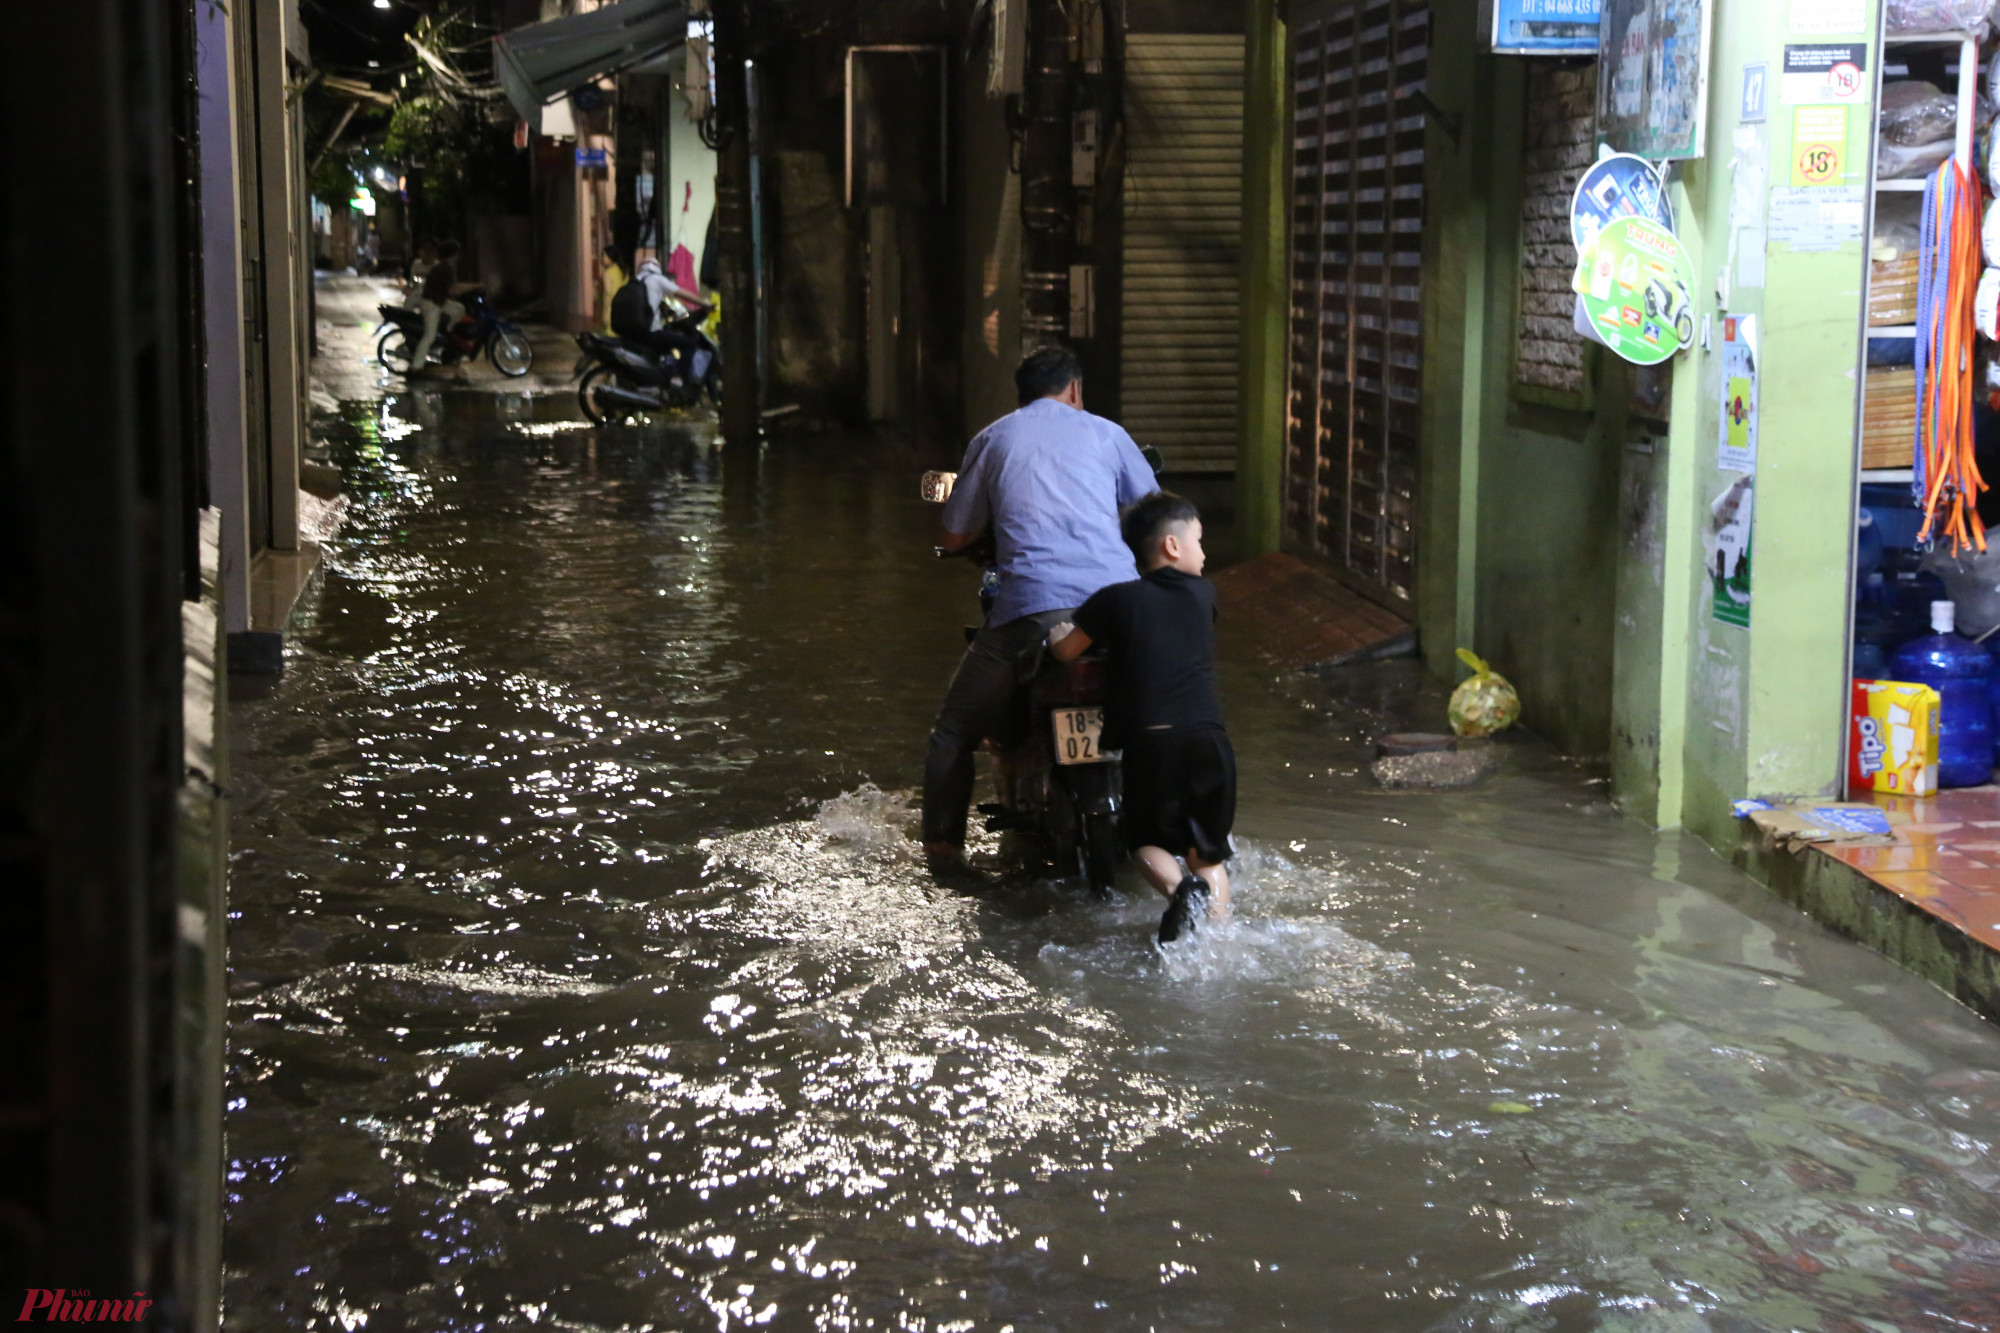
[209,293,2000,1332]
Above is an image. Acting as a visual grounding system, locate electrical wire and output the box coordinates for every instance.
[1914,158,1987,554]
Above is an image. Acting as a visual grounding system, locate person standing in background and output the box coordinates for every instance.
[598,245,627,335]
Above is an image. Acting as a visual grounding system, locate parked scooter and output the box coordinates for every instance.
[573,312,723,425]
[377,290,534,377]
[920,447,1162,893]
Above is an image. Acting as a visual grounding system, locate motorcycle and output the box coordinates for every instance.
[573,312,723,425]
[377,290,534,378]
[920,448,1163,894]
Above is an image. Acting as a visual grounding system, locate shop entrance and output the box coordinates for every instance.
[1282,0,1429,606]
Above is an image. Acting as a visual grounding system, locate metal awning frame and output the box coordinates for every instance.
[494,0,689,131]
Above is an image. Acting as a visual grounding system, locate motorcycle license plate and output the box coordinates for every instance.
[1052,707,1105,765]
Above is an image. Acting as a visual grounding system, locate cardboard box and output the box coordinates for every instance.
[1849,679,1941,796]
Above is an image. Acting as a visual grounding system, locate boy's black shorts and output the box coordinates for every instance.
[1117,726,1236,865]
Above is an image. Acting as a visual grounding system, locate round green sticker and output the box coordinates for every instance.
[1575,214,1696,366]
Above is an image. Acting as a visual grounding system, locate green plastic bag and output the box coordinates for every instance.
[1449,648,1520,738]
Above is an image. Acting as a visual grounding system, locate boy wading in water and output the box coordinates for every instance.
[1050,492,1234,943]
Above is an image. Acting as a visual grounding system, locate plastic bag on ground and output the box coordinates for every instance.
[1448,649,1521,739]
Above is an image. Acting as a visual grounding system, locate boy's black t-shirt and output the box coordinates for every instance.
[1071,566,1223,749]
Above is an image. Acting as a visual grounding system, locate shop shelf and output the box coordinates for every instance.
[1861,468,1916,482]
[1876,179,1929,191]
[1868,325,1918,337]
[1883,30,1978,44]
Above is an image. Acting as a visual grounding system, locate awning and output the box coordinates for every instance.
[494,0,687,131]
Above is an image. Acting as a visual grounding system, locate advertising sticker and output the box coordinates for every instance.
[1717,315,1758,472]
[1569,151,1675,254]
[1576,215,1698,366]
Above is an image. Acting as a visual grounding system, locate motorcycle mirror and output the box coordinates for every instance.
[1141,445,1165,476]
[920,470,956,503]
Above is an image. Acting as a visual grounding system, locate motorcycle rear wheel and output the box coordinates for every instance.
[489,329,533,377]
[1080,811,1120,898]
[377,329,415,374]
[578,365,631,426]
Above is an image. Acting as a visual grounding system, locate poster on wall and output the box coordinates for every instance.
[1575,215,1698,365]
[1597,0,1716,160]
[1569,149,1675,253]
[1709,477,1754,628]
[1485,0,1603,54]
[1717,315,1758,472]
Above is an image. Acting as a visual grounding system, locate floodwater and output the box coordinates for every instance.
[226,293,2000,1331]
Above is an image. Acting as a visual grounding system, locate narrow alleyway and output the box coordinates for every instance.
[222,282,2000,1329]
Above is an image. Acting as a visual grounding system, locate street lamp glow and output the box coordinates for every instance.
[373,0,391,8]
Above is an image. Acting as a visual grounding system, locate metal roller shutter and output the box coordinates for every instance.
[1285,0,1428,606]
[1121,33,1245,474]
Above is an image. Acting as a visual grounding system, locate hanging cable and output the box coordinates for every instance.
[1914,158,1987,554]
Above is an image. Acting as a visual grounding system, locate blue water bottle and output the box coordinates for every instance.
[1891,600,1995,788]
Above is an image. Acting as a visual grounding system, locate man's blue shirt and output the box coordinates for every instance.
[941,397,1157,625]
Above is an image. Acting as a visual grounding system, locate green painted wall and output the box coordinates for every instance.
[1236,0,1288,557]
[1451,25,1633,759]
[1669,0,1873,848]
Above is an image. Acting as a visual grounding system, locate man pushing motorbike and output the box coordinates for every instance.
[922,345,1158,869]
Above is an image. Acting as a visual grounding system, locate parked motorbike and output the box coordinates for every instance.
[573,313,722,425]
[920,446,1163,893]
[376,290,534,378]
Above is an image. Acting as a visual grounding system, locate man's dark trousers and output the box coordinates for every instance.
[922,608,1073,848]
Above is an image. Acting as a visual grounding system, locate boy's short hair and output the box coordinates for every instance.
[1121,490,1199,560]
[1015,345,1083,404]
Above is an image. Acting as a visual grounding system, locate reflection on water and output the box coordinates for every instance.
[225,384,2000,1331]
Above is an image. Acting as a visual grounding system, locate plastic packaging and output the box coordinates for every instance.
[1889,600,1994,787]
[1878,135,1958,180]
[1886,0,1990,37]
[1867,336,1916,366]
[1922,543,2000,637]
[1980,267,2000,338]
[1447,649,1520,738]
[1984,198,2000,266]
[1881,81,1959,146]
[1850,679,1941,796]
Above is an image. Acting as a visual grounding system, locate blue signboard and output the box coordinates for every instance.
[1488,0,1602,55]
[575,147,609,168]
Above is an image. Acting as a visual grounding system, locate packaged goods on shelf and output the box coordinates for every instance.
[1862,367,1918,469]
[1849,679,1940,797]
[1880,135,1959,178]
[1870,253,1920,325]
[1886,0,1992,37]
[1882,81,1959,146]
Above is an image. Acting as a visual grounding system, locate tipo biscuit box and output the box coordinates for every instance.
[1848,679,1941,796]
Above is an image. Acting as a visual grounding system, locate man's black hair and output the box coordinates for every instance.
[1121,490,1199,561]
[1015,344,1083,404]
[437,239,461,259]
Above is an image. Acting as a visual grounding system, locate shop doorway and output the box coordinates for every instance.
[1283,0,1429,606]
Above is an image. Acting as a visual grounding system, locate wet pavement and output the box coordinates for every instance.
[224,282,2000,1330]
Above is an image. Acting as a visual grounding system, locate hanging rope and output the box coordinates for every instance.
[1914,158,1987,554]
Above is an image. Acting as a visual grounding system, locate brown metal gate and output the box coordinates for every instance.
[1283,0,1429,605]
